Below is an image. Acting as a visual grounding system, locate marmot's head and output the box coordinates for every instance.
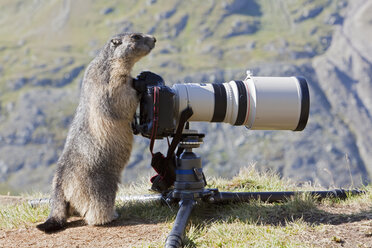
[109,32,156,64]
[87,33,156,86]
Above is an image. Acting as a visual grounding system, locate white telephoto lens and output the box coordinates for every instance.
[172,76,309,131]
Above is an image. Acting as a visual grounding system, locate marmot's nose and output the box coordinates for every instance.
[148,35,156,43]
[145,35,156,49]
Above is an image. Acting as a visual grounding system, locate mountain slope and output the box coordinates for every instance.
[0,0,371,193]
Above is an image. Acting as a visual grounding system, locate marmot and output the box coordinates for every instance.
[37,33,156,232]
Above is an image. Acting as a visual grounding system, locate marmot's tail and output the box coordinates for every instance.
[36,217,66,233]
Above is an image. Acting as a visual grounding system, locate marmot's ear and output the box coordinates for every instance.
[111,38,122,46]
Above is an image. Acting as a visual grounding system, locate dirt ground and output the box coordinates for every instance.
[0,196,168,247]
[1,214,371,248]
[299,220,372,248]
[0,217,168,248]
[295,204,372,248]
[0,196,371,247]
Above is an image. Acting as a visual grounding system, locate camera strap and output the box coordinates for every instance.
[167,107,193,158]
[149,106,193,193]
[149,86,160,156]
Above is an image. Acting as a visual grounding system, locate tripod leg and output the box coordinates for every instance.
[165,198,195,248]
[116,194,163,204]
[210,189,365,203]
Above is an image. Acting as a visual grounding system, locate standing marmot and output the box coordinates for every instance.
[37,33,156,232]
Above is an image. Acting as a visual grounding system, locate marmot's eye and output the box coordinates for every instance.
[131,34,142,40]
[111,39,122,46]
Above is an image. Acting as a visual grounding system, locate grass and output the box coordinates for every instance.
[1,166,371,247]
[0,202,49,230]
[186,220,308,247]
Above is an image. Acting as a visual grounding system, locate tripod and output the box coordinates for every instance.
[142,130,362,248]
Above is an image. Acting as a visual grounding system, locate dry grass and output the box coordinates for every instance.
[0,166,371,247]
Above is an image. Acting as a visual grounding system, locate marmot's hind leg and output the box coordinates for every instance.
[84,184,118,226]
[85,203,118,226]
[36,187,68,233]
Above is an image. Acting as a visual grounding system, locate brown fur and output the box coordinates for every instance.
[37,33,156,232]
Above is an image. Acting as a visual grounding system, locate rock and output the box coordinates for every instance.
[159,60,184,71]
[158,44,179,54]
[295,6,324,23]
[17,39,26,47]
[31,65,84,87]
[156,8,176,21]
[261,39,289,55]
[56,65,84,87]
[147,25,156,35]
[337,0,348,9]
[61,45,72,52]
[173,15,188,37]
[6,102,15,112]
[32,78,52,87]
[291,45,317,59]
[147,0,156,6]
[199,27,214,41]
[319,35,332,50]
[225,20,260,37]
[0,161,9,180]
[52,57,75,73]
[100,7,114,15]
[222,0,262,16]
[246,41,256,51]
[114,20,133,33]
[324,12,344,25]
[7,77,28,91]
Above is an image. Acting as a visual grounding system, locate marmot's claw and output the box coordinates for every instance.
[36,217,66,233]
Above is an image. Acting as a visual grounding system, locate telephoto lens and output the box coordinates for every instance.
[173,74,309,131]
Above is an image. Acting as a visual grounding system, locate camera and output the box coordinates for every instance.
[132,71,310,138]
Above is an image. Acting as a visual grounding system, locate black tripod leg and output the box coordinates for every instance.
[210,189,365,203]
[165,198,195,248]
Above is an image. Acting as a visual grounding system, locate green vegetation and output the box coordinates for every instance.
[1,167,370,247]
[0,202,49,230]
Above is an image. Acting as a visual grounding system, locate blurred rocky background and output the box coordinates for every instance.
[0,0,371,194]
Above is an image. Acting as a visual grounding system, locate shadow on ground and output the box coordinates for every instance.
[111,193,372,227]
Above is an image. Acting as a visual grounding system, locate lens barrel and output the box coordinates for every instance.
[173,76,310,131]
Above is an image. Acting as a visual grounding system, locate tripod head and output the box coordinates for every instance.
[173,130,207,198]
